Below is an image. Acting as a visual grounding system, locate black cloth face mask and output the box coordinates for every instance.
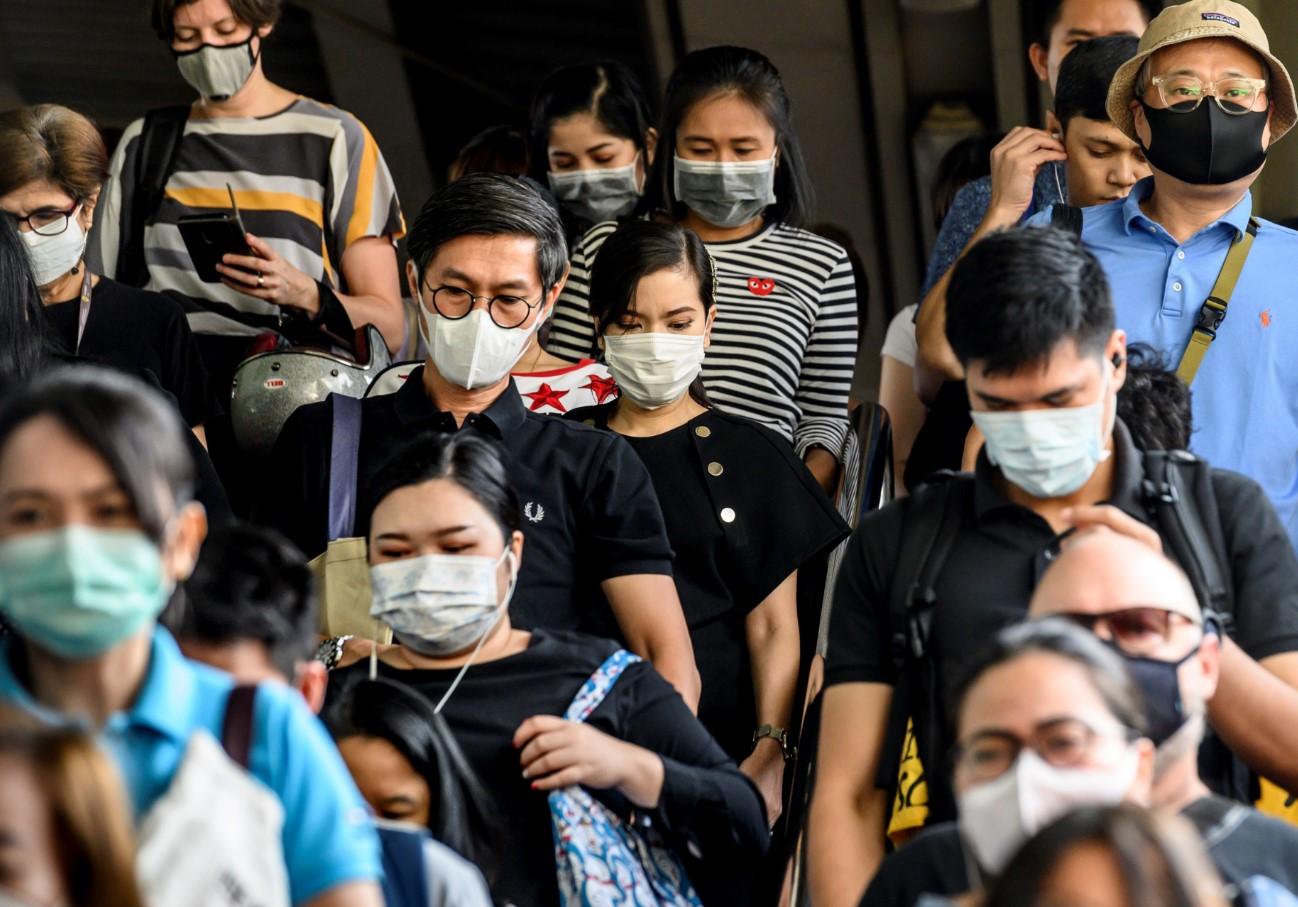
[1140,100,1269,185]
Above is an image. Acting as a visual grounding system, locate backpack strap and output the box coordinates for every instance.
[1176,217,1260,386]
[117,105,190,287]
[1050,204,1085,237]
[326,393,365,542]
[564,650,642,724]
[1141,451,1234,632]
[220,685,258,770]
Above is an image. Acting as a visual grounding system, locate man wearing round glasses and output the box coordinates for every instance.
[1026,0,1298,557]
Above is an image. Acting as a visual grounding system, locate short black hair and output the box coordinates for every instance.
[946,227,1115,376]
[1027,0,1159,49]
[406,173,568,292]
[1117,343,1192,451]
[448,125,528,183]
[1054,35,1141,129]
[527,61,654,182]
[0,365,194,543]
[151,0,281,40]
[645,45,814,229]
[950,618,1148,738]
[177,523,316,680]
[365,431,521,543]
[588,221,716,331]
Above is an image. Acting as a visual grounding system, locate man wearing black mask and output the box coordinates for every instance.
[1025,1,1298,557]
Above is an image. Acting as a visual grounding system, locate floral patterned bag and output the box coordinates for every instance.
[548,649,704,907]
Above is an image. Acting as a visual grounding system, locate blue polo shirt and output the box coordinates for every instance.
[1027,177,1298,549]
[0,627,382,905]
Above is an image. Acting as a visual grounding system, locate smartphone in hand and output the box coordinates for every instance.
[177,184,254,283]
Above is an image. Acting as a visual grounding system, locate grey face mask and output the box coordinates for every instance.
[673,152,777,228]
[547,158,642,224]
[175,35,259,101]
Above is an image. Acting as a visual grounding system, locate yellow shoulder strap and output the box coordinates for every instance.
[1176,217,1260,385]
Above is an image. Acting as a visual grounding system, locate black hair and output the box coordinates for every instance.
[1117,343,1192,452]
[587,221,715,407]
[177,523,316,680]
[0,215,59,393]
[987,804,1225,907]
[946,227,1114,376]
[365,431,521,543]
[448,125,528,183]
[931,132,1006,229]
[406,173,567,294]
[645,45,814,229]
[1027,0,1160,50]
[323,677,502,885]
[1054,35,1141,128]
[950,617,1147,738]
[527,61,654,182]
[0,365,194,543]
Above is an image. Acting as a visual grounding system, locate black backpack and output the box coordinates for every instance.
[114,105,190,288]
[877,451,1239,826]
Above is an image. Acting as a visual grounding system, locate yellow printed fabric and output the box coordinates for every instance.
[1257,777,1298,825]
[887,718,930,845]
[87,97,406,337]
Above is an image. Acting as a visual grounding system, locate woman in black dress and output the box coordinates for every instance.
[568,220,848,825]
[327,430,766,907]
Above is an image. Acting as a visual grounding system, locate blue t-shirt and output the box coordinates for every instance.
[1026,177,1298,551]
[0,627,382,904]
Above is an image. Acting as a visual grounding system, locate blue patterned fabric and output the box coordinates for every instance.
[548,650,704,907]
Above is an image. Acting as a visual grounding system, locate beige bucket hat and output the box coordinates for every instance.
[1106,0,1297,145]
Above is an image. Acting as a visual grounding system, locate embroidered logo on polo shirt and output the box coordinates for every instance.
[524,502,545,523]
[1202,12,1241,27]
[1261,309,1273,328]
[747,277,776,296]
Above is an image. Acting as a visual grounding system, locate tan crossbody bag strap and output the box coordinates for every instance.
[1176,217,1260,385]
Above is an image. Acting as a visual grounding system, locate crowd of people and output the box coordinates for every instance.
[0,0,1296,905]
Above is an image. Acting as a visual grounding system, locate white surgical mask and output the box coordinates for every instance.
[673,152,777,228]
[971,370,1114,499]
[603,332,706,409]
[547,157,642,224]
[175,36,259,101]
[957,745,1139,877]
[20,208,86,287]
[421,306,545,390]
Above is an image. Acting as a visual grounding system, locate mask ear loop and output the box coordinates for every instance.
[431,549,518,714]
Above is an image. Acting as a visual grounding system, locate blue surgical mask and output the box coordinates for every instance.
[547,157,642,224]
[0,526,172,658]
[970,371,1114,499]
[673,152,777,228]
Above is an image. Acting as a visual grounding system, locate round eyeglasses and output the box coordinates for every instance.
[423,284,543,330]
[9,205,79,237]
[1150,74,1269,116]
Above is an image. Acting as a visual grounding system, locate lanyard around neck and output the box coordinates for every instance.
[75,269,93,354]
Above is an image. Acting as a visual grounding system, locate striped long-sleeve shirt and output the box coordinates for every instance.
[547,220,859,460]
[87,97,405,338]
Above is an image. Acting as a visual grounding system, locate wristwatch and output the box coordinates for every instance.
[315,635,354,671]
[753,724,796,761]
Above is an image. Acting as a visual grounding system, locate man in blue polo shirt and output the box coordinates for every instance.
[1026,0,1298,549]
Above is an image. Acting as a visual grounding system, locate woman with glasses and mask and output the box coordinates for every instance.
[547,46,859,494]
[326,429,768,907]
[568,220,848,826]
[0,105,214,439]
[0,366,382,907]
[87,0,406,397]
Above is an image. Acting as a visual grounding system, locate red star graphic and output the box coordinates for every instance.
[524,382,570,413]
[581,374,619,404]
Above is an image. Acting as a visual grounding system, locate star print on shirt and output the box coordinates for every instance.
[524,383,569,413]
[581,374,619,405]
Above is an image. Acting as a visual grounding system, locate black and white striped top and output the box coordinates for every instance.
[547,220,858,459]
[87,97,405,338]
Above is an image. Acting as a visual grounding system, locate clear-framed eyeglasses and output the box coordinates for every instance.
[9,204,79,236]
[422,284,543,330]
[1150,74,1269,115]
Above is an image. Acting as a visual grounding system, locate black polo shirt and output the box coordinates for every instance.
[256,367,674,637]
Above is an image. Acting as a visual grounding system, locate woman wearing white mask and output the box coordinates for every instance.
[547,46,859,494]
[0,105,215,440]
[327,429,768,907]
[568,220,848,827]
[940,619,1155,899]
[87,0,406,397]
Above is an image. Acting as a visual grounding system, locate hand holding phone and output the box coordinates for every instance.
[177,184,254,283]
